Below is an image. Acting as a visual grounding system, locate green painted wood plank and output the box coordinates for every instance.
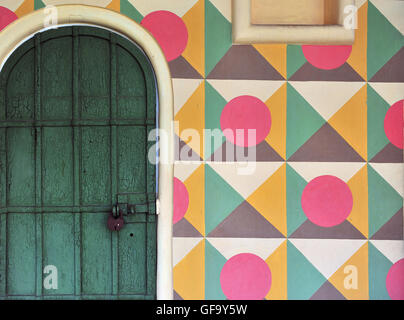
[81,127,111,206]
[72,28,82,297]
[79,32,110,119]
[7,128,35,206]
[147,125,157,197]
[118,126,146,193]
[43,213,75,295]
[146,220,157,297]
[5,48,35,120]
[35,213,43,298]
[74,213,81,296]
[110,32,119,296]
[72,28,80,121]
[0,82,5,121]
[81,213,112,295]
[42,127,74,206]
[117,45,146,119]
[0,128,5,207]
[118,223,147,294]
[42,35,73,120]
[7,213,36,296]
[34,36,43,298]
[0,214,6,295]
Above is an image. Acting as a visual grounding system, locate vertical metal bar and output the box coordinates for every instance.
[0,125,5,295]
[0,213,6,296]
[110,33,119,296]
[72,27,81,298]
[2,128,7,297]
[0,128,5,208]
[0,73,5,294]
[0,71,6,295]
[0,77,5,121]
[34,34,43,299]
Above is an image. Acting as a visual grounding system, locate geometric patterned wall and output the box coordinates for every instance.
[0,0,403,300]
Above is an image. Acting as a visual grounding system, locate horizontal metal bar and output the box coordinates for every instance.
[0,205,111,214]
[0,119,156,128]
[0,294,155,300]
[0,205,156,216]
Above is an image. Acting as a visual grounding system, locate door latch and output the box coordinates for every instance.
[107,200,157,231]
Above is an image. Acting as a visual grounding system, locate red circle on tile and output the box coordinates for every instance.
[302,45,352,70]
[301,175,353,227]
[141,10,188,62]
[220,253,271,300]
[0,6,17,31]
[220,95,271,147]
[386,259,404,300]
[173,177,189,224]
[384,100,404,149]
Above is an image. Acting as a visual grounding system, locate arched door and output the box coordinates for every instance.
[0,26,157,299]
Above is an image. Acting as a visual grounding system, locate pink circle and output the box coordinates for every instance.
[220,95,271,147]
[141,10,188,62]
[302,45,352,70]
[386,259,404,300]
[301,175,353,227]
[220,253,271,300]
[0,6,17,31]
[173,177,189,224]
[384,100,403,149]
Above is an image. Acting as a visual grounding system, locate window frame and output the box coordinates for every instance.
[232,0,355,44]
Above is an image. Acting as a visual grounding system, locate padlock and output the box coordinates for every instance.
[107,206,125,231]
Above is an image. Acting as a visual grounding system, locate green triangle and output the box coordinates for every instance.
[205,0,232,76]
[286,83,325,159]
[368,165,403,238]
[369,242,392,300]
[34,0,46,10]
[287,241,327,300]
[121,0,143,23]
[367,85,390,160]
[367,1,404,80]
[205,81,226,159]
[205,240,227,300]
[286,164,308,236]
[287,45,306,79]
[205,164,244,235]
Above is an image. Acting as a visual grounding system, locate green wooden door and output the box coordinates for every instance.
[0,26,157,300]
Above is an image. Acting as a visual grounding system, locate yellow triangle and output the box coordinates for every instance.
[329,85,367,161]
[329,242,369,300]
[347,165,368,238]
[182,0,205,77]
[184,164,205,236]
[265,240,287,300]
[265,83,286,160]
[247,164,286,236]
[347,2,367,80]
[15,0,34,18]
[173,239,205,300]
[106,0,120,12]
[174,81,205,159]
[253,44,287,79]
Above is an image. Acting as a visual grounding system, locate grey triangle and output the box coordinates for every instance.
[310,281,346,300]
[208,201,284,238]
[173,218,203,238]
